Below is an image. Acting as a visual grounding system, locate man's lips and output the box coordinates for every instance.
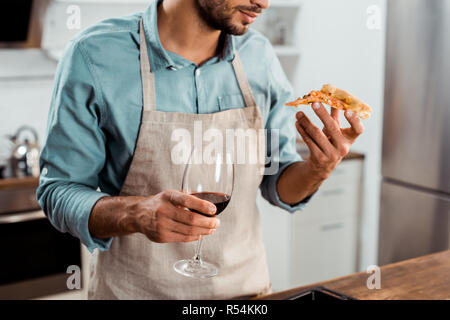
[239,10,259,23]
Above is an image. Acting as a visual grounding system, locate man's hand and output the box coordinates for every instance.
[295,102,364,180]
[134,190,220,243]
[89,190,220,243]
[276,101,364,205]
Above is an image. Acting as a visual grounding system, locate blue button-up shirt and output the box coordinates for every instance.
[37,1,308,253]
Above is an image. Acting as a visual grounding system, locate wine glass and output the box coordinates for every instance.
[173,150,234,278]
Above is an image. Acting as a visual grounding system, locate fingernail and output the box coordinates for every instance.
[209,229,216,234]
[215,219,220,227]
[346,110,354,117]
[209,205,216,214]
[312,103,320,110]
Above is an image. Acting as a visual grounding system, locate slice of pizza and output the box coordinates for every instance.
[286,84,372,119]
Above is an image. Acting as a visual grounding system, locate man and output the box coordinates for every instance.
[38,0,364,299]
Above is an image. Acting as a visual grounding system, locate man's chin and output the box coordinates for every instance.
[226,23,250,36]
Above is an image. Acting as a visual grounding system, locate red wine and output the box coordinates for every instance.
[190,192,231,216]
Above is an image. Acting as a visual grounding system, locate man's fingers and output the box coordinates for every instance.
[172,205,220,229]
[330,107,341,126]
[164,190,216,216]
[295,122,322,156]
[344,110,365,138]
[311,102,342,142]
[296,111,335,156]
[161,232,199,243]
[163,217,216,237]
[323,108,341,138]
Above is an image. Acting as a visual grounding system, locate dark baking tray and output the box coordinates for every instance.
[286,286,356,301]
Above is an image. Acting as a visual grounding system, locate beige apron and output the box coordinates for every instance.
[88,20,271,299]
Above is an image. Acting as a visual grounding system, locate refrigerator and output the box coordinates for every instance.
[379,0,450,265]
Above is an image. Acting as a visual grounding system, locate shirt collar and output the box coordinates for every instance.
[221,33,236,62]
[142,0,236,72]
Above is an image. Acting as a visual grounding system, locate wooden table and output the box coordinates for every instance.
[260,250,450,300]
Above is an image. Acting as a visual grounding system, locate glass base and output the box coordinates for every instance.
[173,259,219,279]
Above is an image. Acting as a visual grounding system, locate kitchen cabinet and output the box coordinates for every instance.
[0,208,82,299]
[0,176,88,300]
[258,155,364,292]
[37,243,91,300]
[290,216,358,286]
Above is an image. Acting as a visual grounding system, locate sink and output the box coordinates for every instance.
[286,286,356,301]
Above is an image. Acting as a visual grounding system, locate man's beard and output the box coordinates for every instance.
[195,0,250,35]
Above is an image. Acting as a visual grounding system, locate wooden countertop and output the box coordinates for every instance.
[0,177,39,190]
[260,250,450,300]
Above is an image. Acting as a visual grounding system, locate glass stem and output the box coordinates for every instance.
[192,235,204,264]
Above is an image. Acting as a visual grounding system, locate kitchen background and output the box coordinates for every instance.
[0,0,448,299]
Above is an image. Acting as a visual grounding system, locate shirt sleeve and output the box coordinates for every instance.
[259,42,314,213]
[36,40,113,253]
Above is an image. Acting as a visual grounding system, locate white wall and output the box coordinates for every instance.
[41,0,149,55]
[291,0,387,270]
[0,78,54,149]
[0,49,57,163]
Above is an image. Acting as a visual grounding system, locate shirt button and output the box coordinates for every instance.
[42,167,48,176]
[169,66,177,71]
[195,69,201,77]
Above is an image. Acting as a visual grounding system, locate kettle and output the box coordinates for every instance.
[8,126,40,178]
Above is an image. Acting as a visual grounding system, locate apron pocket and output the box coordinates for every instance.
[217,94,246,111]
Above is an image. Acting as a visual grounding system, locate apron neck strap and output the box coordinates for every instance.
[139,19,257,111]
[232,52,257,108]
[140,20,157,111]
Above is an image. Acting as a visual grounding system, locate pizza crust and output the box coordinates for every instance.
[286,84,372,120]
